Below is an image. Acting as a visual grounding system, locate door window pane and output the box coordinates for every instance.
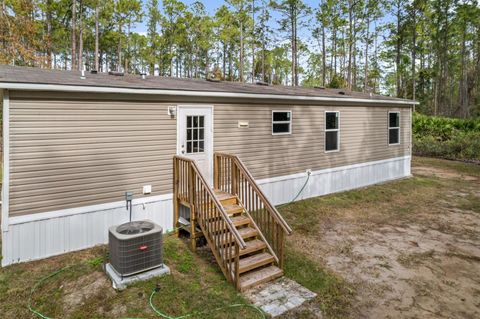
[185,115,205,154]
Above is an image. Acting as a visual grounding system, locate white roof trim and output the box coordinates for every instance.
[0,82,419,105]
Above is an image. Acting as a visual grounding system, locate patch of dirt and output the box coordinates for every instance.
[412,165,478,181]
[62,271,114,316]
[289,162,480,318]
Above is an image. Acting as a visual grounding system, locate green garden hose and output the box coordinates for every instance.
[28,266,71,319]
[278,172,311,207]
[28,263,265,319]
[148,289,265,319]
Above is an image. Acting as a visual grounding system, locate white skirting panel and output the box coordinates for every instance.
[1,194,174,266]
[257,156,411,205]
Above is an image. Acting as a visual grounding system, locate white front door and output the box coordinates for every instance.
[177,106,213,185]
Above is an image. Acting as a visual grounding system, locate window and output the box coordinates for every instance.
[272,111,292,134]
[186,115,205,153]
[388,112,400,145]
[325,111,339,152]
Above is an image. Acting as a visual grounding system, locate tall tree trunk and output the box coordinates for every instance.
[95,3,99,72]
[169,23,173,76]
[262,24,266,82]
[352,18,358,90]
[373,22,378,92]
[459,21,467,117]
[222,41,226,79]
[363,4,370,93]
[251,0,255,82]
[117,25,122,72]
[228,46,233,81]
[331,25,337,82]
[78,0,83,71]
[71,0,77,70]
[240,19,244,82]
[395,0,402,97]
[46,0,52,68]
[205,51,209,78]
[125,23,130,73]
[347,0,354,90]
[442,1,449,115]
[411,4,416,101]
[291,5,298,86]
[262,43,266,82]
[322,26,326,87]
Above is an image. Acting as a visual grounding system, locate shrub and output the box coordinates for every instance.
[413,113,480,161]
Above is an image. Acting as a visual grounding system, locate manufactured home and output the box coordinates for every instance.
[0,65,415,287]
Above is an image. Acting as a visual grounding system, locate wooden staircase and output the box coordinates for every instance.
[214,190,283,291]
[173,153,292,291]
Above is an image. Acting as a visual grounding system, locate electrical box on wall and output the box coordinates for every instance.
[238,121,249,128]
[143,185,152,194]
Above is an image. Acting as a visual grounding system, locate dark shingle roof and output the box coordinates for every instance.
[0,64,415,104]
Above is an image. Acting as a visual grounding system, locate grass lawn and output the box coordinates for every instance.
[0,156,479,318]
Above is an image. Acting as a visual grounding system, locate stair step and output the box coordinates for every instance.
[214,190,237,205]
[221,239,267,259]
[239,265,284,291]
[238,227,258,239]
[237,252,275,274]
[216,227,258,245]
[230,215,251,227]
[204,205,244,223]
[209,215,251,233]
[223,204,244,215]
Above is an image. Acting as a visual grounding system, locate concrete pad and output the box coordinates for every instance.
[105,263,170,290]
[244,277,318,317]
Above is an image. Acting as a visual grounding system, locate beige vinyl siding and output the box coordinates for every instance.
[9,97,176,217]
[214,104,410,180]
[7,91,411,217]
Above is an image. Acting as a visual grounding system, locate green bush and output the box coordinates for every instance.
[413,113,480,161]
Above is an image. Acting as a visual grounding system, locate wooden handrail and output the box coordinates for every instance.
[237,199,280,264]
[214,152,293,268]
[234,157,293,234]
[174,155,247,249]
[214,152,292,234]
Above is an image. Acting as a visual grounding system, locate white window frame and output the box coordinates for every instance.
[325,111,340,153]
[388,111,401,146]
[272,110,292,135]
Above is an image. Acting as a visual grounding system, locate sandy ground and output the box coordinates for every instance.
[289,161,480,318]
